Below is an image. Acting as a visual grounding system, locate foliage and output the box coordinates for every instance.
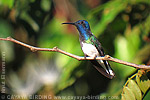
[122,70,150,100]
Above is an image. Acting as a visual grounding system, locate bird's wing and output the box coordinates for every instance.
[90,36,115,79]
[90,36,105,56]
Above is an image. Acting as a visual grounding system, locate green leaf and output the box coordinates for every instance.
[133,44,150,64]
[136,73,150,94]
[114,35,136,78]
[143,90,150,100]
[126,26,141,61]
[0,0,14,8]
[121,94,126,100]
[128,80,142,100]
[122,70,150,100]
[41,0,51,11]
[122,87,136,100]
[92,0,128,35]
[140,79,150,94]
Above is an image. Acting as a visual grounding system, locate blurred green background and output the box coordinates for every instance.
[0,0,150,100]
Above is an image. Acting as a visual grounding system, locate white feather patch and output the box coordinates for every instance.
[81,42,99,58]
[81,42,114,76]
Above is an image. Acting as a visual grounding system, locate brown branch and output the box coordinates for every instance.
[0,37,150,70]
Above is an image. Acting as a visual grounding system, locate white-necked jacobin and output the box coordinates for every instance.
[62,20,115,79]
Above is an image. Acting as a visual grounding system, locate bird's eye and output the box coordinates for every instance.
[81,21,87,28]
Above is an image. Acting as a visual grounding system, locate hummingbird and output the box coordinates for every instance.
[62,20,115,79]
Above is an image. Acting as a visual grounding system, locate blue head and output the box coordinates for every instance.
[74,20,91,32]
[62,20,91,40]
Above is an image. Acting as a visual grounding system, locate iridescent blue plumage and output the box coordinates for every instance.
[74,20,91,41]
[62,20,115,79]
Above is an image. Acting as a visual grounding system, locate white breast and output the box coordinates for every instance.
[81,42,114,77]
[81,42,99,58]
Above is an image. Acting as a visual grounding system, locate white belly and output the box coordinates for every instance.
[81,42,114,77]
[81,42,99,58]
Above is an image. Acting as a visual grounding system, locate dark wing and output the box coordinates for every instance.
[90,35,115,79]
[90,60,114,79]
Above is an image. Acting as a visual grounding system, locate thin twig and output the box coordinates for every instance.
[0,37,150,69]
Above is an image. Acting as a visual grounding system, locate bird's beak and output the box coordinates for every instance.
[62,22,75,25]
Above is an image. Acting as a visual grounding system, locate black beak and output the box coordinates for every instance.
[62,22,75,25]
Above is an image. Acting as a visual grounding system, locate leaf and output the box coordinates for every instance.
[122,87,136,100]
[140,79,150,94]
[122,70,150,100]
[128,80,142,100]
[136,73,150,94]
[143,90,150,100]
[92,0,128,35]
[0,0,14,8]
[41,0,51,11]
[114,35,136,78]
[121,94,126,100]
[133,44,150,64]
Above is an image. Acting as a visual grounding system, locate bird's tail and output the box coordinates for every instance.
[90,60,115,79]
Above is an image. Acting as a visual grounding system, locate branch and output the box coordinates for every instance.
[0,37,150,70]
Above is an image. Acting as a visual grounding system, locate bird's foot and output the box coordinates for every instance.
[92,55,97,59]
[84,55,87,59]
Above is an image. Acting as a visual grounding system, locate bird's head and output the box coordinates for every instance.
[62,20,91,33]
